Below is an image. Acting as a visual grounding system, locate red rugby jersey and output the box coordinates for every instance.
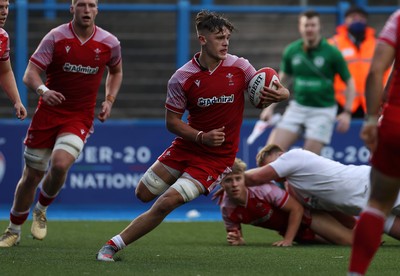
[221,184,296,232]
[0,28,10,61]
[29,22,121,119]
[166,53,256,157]
[379,10,400,106]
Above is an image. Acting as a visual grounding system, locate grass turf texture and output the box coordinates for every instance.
[1,220,400,275]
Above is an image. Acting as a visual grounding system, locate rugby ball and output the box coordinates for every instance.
[248,67,280,109]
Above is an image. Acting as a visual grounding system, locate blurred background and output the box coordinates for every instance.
[0,0,397,118]
[0,0,397,217]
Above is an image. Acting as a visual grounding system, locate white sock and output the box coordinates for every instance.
[111,235,126,250]
[8,222,22,234]
[35,202,48,213]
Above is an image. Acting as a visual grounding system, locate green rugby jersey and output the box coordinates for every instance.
[280,38,351,107]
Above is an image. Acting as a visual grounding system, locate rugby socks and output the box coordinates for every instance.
[35,201,49,213]
[36,190,57,211]
[9,209,30,232]
[349,207,385,275]
[109,235,126,251]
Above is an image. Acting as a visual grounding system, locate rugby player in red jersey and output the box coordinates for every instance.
[349,9,400,276]
[96,10,289,261]
[0,0,122,247]
[219,158,353,246]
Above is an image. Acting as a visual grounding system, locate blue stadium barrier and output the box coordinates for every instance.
[0,119,367,211]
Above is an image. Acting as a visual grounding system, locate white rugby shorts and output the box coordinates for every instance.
[276,100,337,144]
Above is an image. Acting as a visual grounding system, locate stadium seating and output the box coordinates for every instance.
[0,0,395,119]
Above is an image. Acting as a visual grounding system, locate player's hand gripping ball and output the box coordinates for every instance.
[248,67,280,108]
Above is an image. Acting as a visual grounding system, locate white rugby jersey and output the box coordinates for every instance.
[269,148,371,215]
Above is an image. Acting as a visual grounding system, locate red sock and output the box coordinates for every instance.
[38,191,56,207]
[106,239,118,251]
[349,208,385,275]
[10,210,29,225]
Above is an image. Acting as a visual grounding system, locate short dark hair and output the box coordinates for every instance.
[345,6,368,18]
[299,10,320,20]
[195,10,235,34]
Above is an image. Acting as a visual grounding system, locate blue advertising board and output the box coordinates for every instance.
[0,119,368,208]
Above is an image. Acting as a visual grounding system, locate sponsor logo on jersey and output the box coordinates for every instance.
[194,80,200,87]
[197,94,234,107]
[63,63,99,74]
[65,46,71,53]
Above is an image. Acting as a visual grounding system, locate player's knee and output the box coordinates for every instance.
[152,191,185,216]
[152,196,176,216]
[53,134,84,160]
[171,178,204,203]
[19,166,46,189]
[49,160,70,176]
[24,147,52,171]
[135,181,156,203]
[138,168,170,201]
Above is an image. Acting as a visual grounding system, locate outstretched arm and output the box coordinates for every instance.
[273,196,304,247]
[245,165,281,186]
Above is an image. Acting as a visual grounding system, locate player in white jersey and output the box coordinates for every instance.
[245,144,400,240]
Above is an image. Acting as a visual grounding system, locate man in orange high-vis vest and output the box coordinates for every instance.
[329,6,390,118]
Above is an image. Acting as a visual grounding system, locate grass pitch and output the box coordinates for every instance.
[1,220,400,275]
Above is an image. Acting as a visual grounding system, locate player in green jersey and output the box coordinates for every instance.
[260,10,356,155]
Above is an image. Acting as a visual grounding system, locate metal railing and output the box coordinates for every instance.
[10,0,398,107]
